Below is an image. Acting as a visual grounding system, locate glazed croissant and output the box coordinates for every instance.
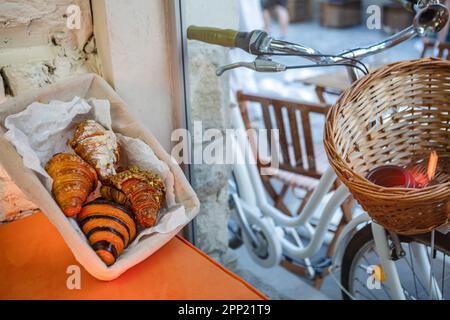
[70,120,120,180]
[102,167,165,228]
[45,153,98,217]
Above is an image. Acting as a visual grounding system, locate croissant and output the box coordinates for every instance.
[78,199,137,266]
[70,120,120,180]
[45,153,98,217]
[103,167,165,228]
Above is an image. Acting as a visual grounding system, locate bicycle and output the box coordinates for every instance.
[187,0,450,300]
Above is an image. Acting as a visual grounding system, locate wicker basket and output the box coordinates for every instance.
[325,58,450,235]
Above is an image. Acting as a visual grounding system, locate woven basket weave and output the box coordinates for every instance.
[325,58,450,235]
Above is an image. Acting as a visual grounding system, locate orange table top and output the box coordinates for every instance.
[0,213,265,300]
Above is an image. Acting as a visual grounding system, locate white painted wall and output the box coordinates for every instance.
[92,0,240,153]
[184,0,239,28]
[93,0,177,152]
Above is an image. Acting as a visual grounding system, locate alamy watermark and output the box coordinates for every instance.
[366,5,383,30]
[65,4,81,30]
[366,265,385,290]
[171,121,281,175]
[66,265,81,290]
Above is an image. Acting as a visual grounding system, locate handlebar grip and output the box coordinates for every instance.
[187,26,240,48]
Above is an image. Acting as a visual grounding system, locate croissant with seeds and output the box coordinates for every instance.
[70,120,120,180]
[102,167,165,228]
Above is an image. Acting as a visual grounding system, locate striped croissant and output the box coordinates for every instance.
[45,153,98,218]
[78,199,137,266]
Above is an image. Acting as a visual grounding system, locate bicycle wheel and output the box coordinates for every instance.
[341,224,450,300]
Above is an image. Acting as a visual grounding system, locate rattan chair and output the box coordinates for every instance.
[420,38,450,60]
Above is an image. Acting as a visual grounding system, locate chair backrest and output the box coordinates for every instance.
[237,91,329,180]
[420,38,450,60]
[436,42,450,60]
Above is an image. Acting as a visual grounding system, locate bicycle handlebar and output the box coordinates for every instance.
[187,1,448,75]
[187,26,269,55]
[187,26,241,48]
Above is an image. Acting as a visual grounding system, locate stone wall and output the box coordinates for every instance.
[184,0,239,267]
[0,0,99,222]
[0,0,99,100]
[188,42,234,266]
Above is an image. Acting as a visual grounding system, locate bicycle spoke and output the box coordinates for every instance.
[402,288,417,301]
[354,290,373,300]
[379,281,393,300]
[428,231,436,300]
[358,264,369,271]
[354,277,380,300]
[403,246,429,296]
[362,256,372,267]
[408,243,420,299]
[442,252,446,298]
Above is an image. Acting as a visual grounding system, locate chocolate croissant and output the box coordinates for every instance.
[70,120,120,180]
[103,167,165,228]
[45,153,98,218]
[78,199,137,266]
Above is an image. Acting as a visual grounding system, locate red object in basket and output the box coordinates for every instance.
[366,165,417,188]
